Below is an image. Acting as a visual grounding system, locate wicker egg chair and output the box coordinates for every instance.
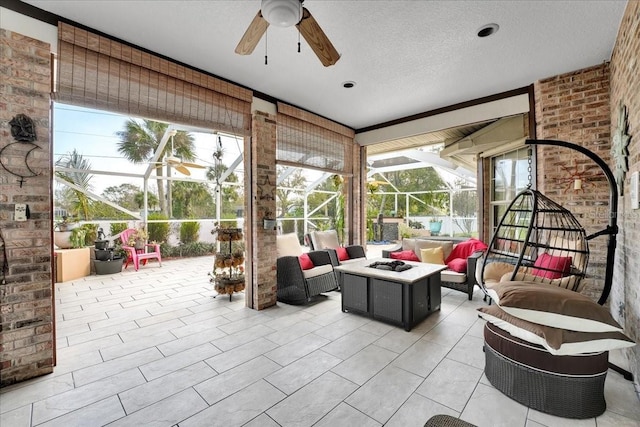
[477,139,628,419]
[480,188,589,293]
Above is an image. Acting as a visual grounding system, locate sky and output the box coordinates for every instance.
[53,103,245,196]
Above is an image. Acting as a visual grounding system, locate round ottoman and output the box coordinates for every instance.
[483,322,608,419]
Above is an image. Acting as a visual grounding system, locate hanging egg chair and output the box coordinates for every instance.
[476,139,631,420]
[480,188,589,293]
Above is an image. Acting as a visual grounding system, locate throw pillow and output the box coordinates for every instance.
[298,253,315,270]
[336,247,350,261]
[532,253,572,279]
[478,305,635,356]
[445,238,488,263]
[414,240,453,261]
[447,257,467,273]
[486,281,624,333]
[420,247,445,264]
[390,250,420,262]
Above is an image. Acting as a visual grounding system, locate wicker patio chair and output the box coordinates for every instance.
[276,233,339,305]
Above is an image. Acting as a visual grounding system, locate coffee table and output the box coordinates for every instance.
[334,258,447,331]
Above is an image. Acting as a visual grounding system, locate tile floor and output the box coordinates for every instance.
[1,256,639,427]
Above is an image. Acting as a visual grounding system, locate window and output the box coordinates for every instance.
[490,147,531,235]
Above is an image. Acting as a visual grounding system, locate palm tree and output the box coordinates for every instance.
[55,149,94,220]
[116,120,196,215]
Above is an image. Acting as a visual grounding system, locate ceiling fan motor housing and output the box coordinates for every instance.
[261,0,302,27]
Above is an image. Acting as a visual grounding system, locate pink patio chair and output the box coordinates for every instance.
[120,228,162,271]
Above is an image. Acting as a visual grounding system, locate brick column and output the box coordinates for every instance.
[0,30,54,386]
[249,111,277,310]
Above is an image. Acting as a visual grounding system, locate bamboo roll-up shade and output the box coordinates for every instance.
[276,102,355,175]
[55,22,252,135]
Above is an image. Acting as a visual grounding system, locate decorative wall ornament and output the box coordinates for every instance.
[611,101,631,195]
[258,175,275,200]
[0,143,41,187]
[9,114,37,142]
[1,114,41,187]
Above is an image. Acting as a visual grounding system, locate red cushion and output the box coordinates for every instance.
[532,253,572,279]
[445,238,488,263]
[298,253,315,270]
[390,250,420,262]
[447,257,467,273]
[336,247,350,261]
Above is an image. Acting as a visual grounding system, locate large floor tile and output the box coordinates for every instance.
[267,372,358,426]
[345,365,423,424]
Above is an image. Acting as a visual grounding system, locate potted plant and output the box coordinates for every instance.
[53,216,78,249]
[127,227,149,249]
[429,217,443,236]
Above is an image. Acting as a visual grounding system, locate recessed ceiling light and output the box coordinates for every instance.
[342,81,356,88]
[477,23,499,38]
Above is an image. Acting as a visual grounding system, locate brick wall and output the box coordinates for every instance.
[533,63,612,300]
[250,111,277,310]
[609,0,640,390]
[0,30,54,387]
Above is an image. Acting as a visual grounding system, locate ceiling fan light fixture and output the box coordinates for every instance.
[261,0,302,27]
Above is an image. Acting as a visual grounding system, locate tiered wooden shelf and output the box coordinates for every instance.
[209,227,245,301]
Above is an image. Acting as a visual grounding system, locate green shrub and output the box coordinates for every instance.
[110,222,127,238]
[148,213,170,243]
[160,242,216,258]
[179,221,200,244]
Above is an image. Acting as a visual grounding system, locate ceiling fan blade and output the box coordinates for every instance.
[180,161,206,169]
[174,165,191,176]
[235,10,269,55]
[296,8,340,67]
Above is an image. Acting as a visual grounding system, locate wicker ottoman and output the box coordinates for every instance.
[483,322,608,419]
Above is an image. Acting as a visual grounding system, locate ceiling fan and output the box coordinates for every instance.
[235,0,341,67]
[164,155,205,176]
[154,131,206,176]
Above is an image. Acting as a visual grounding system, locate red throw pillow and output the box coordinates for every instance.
[447,257,467,273]
[445,238,488,263]
[532,253,572,279]
[336,247,350,261]
[298,253,315,270]
[390,250,420,262]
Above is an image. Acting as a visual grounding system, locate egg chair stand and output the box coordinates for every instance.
[478,139,632,419]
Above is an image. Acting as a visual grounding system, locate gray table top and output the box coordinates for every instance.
[334,258,447,284]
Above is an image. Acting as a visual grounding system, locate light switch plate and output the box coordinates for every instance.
[631,171,639,210]
[15,203,27,221]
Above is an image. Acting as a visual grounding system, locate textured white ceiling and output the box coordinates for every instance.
[22,0,627,130]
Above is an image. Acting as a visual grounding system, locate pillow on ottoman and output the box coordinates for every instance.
[486,281,624,333]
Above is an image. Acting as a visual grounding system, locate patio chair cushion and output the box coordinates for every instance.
[277,233,303,257]
[302,264,334,279]
[486,281,624,333]
[441,270,466,283]
[310,230,341,249]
